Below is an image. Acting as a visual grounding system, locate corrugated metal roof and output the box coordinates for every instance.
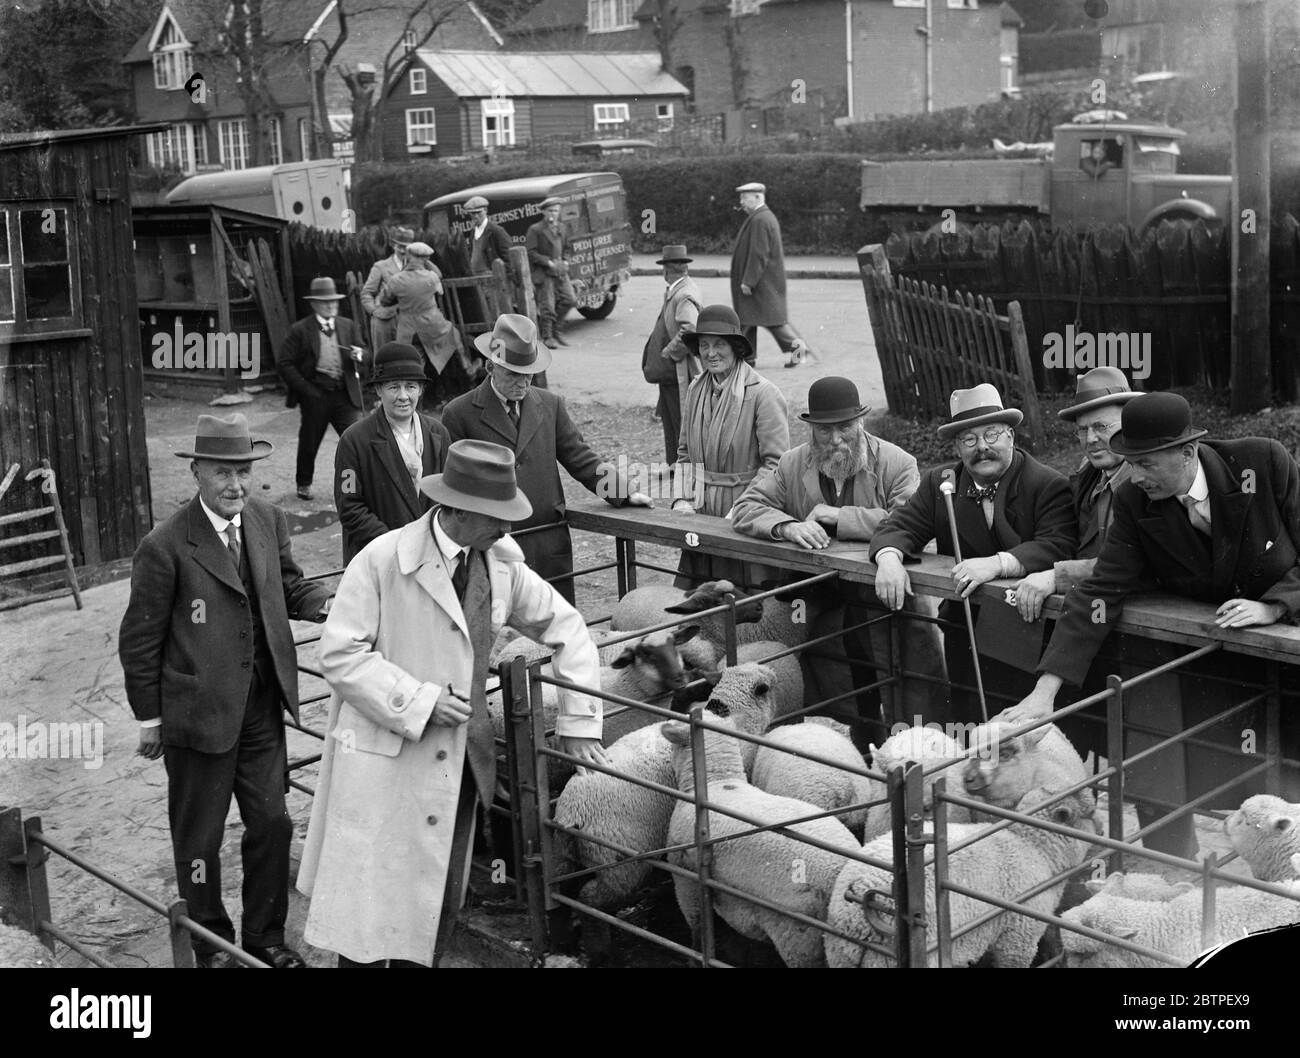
[415,50,685,98]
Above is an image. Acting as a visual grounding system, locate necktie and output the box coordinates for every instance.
[225,524,240,569]
[1180,495,1212,536]
[451,550,469,601]
[508,400,520,428]
[321,321,334,335]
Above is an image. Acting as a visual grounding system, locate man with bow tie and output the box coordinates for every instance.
[440,315,650,605]
[870,384,1077,725]
[278,277,367,501]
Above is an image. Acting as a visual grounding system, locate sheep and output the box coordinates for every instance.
[733,640,805,719]
[1061,860,1300,968]
[493,625,722,676]
[961,721,1087,811]
[1224,794,1300,882]
[662,717,860,967]
[610,581,759,641]
[750,722,876,835]
[662,580,822,649]
[553,663,780,909]
[825,785,1099,968]
[860,725,970,842]
[1082,872,1194,901]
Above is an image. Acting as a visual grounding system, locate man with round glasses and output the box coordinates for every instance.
[870,384,1076,724]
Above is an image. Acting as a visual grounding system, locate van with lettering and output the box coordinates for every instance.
[422,172,632,320]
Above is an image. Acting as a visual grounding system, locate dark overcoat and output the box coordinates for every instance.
[277,314,365,411]
[729,206,788,326]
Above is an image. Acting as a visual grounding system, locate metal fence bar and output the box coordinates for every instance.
[1106,674,1125,869]
[549,893,733,967]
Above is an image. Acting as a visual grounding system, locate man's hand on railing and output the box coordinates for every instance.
[560,736,610,773]
[873,552,912,611]
[1013,569,1056,623]
[782,519,830,551]
[671,500,696,515]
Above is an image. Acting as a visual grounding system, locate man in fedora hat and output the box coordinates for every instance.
[731,376,947,732]
[1000,392,1300,808]
[441,314,651,605]
[333,342,452,565]
[870,383,1076,725]
[299,439,610,967]
[119,414,333,968]
[525,196,576,349]
[642,244,702,464]
[730,182,813,369]
[279,276,367,501]
[360,225,414,352]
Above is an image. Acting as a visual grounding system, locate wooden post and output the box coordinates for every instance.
[509,246,537,323]
[1231,0,1270,413]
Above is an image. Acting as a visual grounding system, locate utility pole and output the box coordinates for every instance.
[1231,0,1271,413]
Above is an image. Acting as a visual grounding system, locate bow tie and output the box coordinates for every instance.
[319,322,334,335]
[966,482,998,504]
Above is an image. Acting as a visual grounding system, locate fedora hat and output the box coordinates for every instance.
[174,413,273,462]
[936,383,1023,440]
[681,304,755,364]
[1058,366,1142,421]
[370,341,427,386]
[420,439,533,521]
[1108,392,1206,456]
[654,244,693,265]
[304,276,345,302]
[473,313,552,374]
[800,376,870,424]
[463,196,489,211]
[388,225,415,247]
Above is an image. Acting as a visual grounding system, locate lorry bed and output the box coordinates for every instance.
[860,158,1050,211]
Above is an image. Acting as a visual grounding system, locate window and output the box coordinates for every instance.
[482,97,515,148]
[410,68,427,94]
[218,119,250,169]
[946,0,978,8]
[406,108,437,147]
[892,0,925,7]
[0,204,83,339]
[730,0,761,14]
[402,28,417,52]
[656,102,674,130]
[588,0,636,33]
[299,118,312,160]
[151,17,193,89]
[265,118,283,165]
[146,124,207,173]
[593,103,630,131]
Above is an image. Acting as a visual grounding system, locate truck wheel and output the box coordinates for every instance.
[577,293,617,320]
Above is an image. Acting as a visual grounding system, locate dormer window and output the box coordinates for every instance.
[151,14,194,90]
[588,0,636,33]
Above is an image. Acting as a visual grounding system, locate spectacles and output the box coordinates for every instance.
[1074,422,1119,440]
[956,426,1010,448]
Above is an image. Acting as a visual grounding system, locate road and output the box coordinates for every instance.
[547,275,886,417]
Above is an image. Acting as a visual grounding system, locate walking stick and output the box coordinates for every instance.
[939,473,989,723]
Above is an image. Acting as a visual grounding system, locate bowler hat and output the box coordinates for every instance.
[800,377,870,423]
[174,413,273,461]
[405,241,434,258]
[370,342,428,386]
[464,196,489,211]
[420,439,533,521]
[389,225,415,248]
[655,244,693,265]
[936,383,1023,440]
[473,313,552,374]
[538,196,564,209]
[681,304,755,365]
[735,182,766,194]
[1058,366,1142,421]
[1108,392,1206,456]
[304,276,345,301]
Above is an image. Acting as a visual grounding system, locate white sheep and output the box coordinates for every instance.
[825,785,1099,968]
[751,722,876,835]
[1224,794,1300,882]
[553,663,780,909]
[961,721,1087,811]
[1082,872,1194,901]
[662,718,860,968]
[1062,861,1300,968]
[663,580,821,648]
[733,639,805,719]
[860,725,970,841]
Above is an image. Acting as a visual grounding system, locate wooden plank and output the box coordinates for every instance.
[0,554,65,576]
[0,528,61,548]
[1005,300,1044,452]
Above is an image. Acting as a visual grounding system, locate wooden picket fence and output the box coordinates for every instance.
[858,244,1046,451]
[876,215,1300,402]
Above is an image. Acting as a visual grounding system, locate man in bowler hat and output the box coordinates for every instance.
[642,244,702,464]
[119,414,332,967]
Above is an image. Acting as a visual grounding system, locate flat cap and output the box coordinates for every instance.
[405,241,434,257]
[464,195,489,211]
[735,182,766,194]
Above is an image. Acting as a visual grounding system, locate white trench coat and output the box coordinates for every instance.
[297,508,602,965]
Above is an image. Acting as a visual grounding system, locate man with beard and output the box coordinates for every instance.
[731,377,947,735]
[870,384,1077,726]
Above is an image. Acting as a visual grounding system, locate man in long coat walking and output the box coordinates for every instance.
[729,182,814,369]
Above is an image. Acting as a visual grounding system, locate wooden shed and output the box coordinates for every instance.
[0,125,164,571]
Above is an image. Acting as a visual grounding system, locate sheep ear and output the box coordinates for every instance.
[1019,725,1051,749]
[1113,926,1139,940]
[660,722,689,746]
[1084,879,1107,894]
[672,624,701,645]
[610,646,637,669]
[867,743,880,760]
[1291,853,1300,874]
[1171,882,1194,895]
[1272,815,1294,833]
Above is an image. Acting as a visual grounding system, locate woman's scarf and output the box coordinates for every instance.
[679,358,757,511]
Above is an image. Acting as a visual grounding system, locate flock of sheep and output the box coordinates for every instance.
[491,579,1300,968]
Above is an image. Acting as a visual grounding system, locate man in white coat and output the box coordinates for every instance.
[298,439,609,967]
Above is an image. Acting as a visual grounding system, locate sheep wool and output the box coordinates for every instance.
[663,719,860,968]
[1224,794,1300,882]
[860,725,968,841]
[751,722,875,834]
[962,721,1086,811]
[1083,872,1194,902]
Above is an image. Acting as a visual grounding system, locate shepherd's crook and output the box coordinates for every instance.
[940,474,989,723]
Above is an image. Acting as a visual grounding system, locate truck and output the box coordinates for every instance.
[859,117,1232,231]
[165,159,351,230]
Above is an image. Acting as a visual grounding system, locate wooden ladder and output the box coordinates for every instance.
[0,459,83,612]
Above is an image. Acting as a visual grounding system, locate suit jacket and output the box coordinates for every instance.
[1040,438,1300,687]
[731,435,920,542]
[869,448,1077,571]
[379,266,459,370]
[455,221,516,281]
[730,206,788,326]
[524,219,568,280]
[642,275,703,386]
[278,314,365,411]
[360,254,403,350]
[299,515,600,964]
[118,495,331,753]
[334,408,452,565]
